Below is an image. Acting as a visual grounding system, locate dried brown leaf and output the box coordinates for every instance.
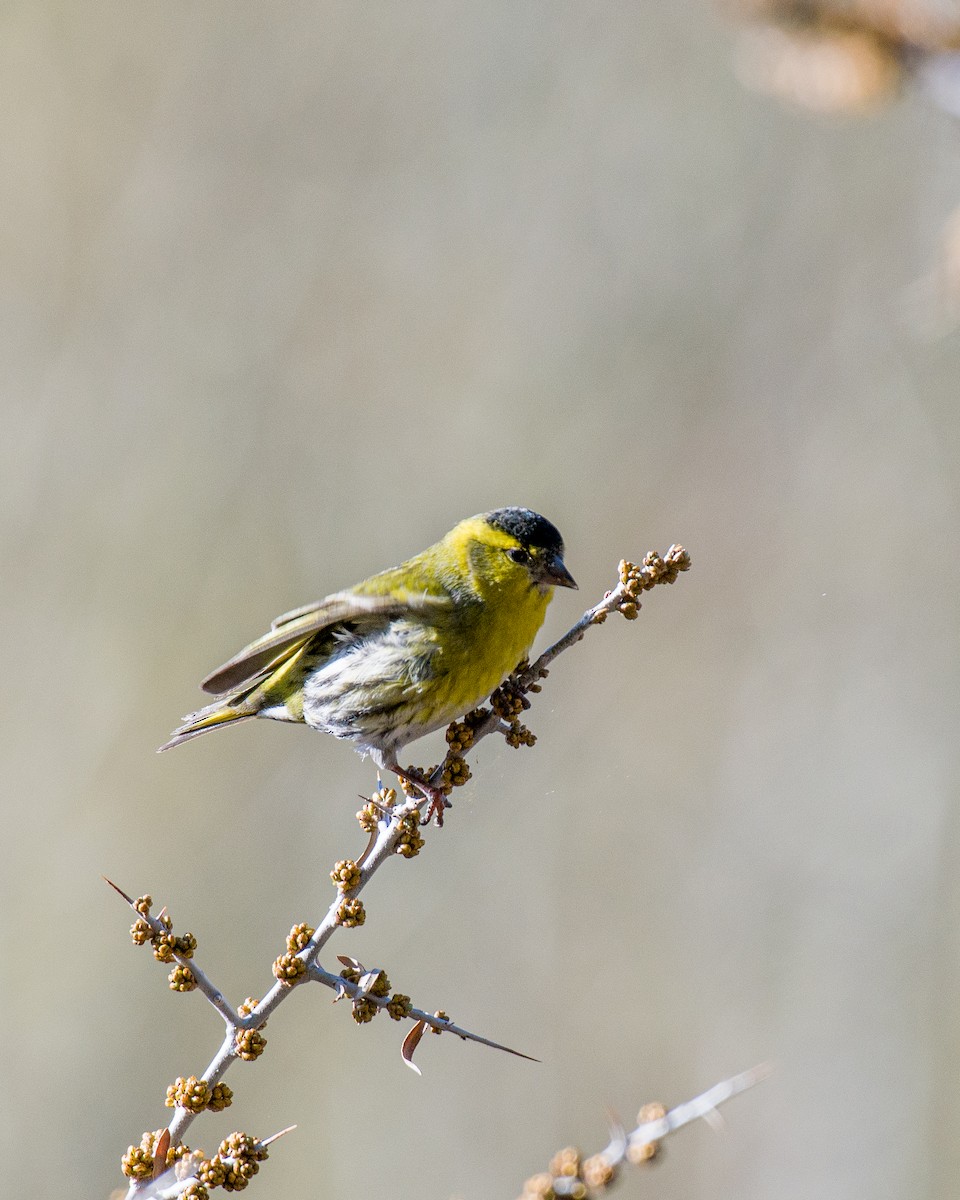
[152,1129,170,1180]
[401,1019,427,1075]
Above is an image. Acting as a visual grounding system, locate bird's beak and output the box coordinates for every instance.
[543,552,578,590]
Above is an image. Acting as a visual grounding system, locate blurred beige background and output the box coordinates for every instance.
[3,2,960,1198]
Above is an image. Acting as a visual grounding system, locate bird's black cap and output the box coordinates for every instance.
[485,507,565,555]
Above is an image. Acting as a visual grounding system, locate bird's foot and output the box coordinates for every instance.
[420,787,451,827]
[377,759,452,827]
[393,766,451,827]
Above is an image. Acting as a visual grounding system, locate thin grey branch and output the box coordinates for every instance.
[117,549,690,1195]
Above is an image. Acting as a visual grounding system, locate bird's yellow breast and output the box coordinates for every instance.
[303,513,556,741]
[420,519,553,713]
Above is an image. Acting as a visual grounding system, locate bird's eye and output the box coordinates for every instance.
[506,547,531,565]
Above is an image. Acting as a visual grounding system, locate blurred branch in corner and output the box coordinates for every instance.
[724,0,960,335]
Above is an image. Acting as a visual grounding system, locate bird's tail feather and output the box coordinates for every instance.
[158,701,255,752]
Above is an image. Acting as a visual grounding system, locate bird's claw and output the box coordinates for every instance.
[421,792,452,827]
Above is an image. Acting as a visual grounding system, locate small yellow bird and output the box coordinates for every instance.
[160,508,576,819]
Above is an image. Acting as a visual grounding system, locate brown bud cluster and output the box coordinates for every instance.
[272,953,306,985]
[491,678,532,721]
[549,1146,581,1178]
[169,964,198,992]
[367,970,391,997]
[128,899,199,974]
[330,859,361,892]
[517,1127,639,1200]
[207,1082,233,1113]
[514,657,547,692]
[198,1157,227,1188]
[120,1144,154,1181]
[400,762,454,799]
[485,665,542,749]
[351,997,378,1024]
[166,1076,212,1113]
[357,786,398,830]
[397,772,421,798]
[582,1152,617,1189]
[386,992,412,1020]
[395,812,425,858]
[175,933,197,958]
[337,897,366,927]
[286,923,315,953]
[504,720,536,749]
[619,544,689,597]
[445,715,483,753]
[120,1129,189,1180]
[130,917,152,945]
[235,1028,267,1061]
[441,754,472,789]
[356,803,379,833]
[196,1131,268,1193]
[152,932,178,963]
[341,966,392,1023]
[517,1172,556,1200]
[628,1101,667,1164]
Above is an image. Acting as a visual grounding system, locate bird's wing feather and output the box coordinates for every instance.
[271,601,326,629]
[200,589,449,696]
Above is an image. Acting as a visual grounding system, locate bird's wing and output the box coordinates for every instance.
[200,589,449,696]
[270,601,327,629]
